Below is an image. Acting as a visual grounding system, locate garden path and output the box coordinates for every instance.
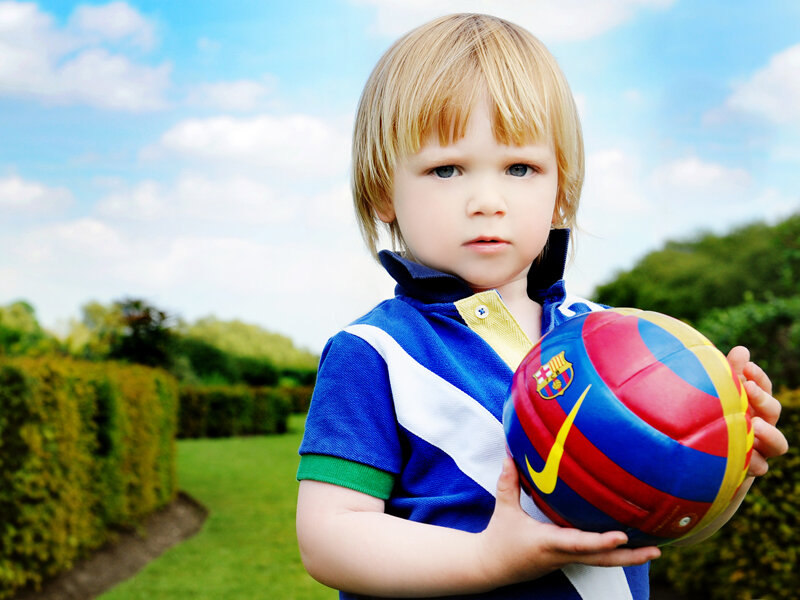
[11,493,207,600]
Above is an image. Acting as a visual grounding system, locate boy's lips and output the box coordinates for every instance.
[464,236,510,252]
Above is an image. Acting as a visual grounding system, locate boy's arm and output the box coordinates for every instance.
[297,459,660,597]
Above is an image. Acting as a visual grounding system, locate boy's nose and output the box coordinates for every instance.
[466,180,507,216]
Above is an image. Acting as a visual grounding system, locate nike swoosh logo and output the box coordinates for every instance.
[526,384,592,495]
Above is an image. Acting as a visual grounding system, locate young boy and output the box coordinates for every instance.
[296,13,787,600]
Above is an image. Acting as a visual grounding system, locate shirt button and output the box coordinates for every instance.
[475,305,489,319]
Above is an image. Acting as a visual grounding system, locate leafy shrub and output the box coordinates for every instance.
[178,385,290,438]
[282,384,314,413]
[0,357,178,599]
[593,215,800,323]
[236,355,278,387]
[651,389,800,599]
[0,301,59,357]
[253,388,291,435]
[280,366,317,387]
[698,295,800,391]
[176,337,240,383]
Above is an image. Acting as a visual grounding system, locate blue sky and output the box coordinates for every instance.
[1,0,799,352]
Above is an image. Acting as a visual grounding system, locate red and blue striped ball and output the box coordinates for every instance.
[503,308,753,547]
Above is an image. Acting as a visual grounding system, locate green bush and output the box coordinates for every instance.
[282,384,314,413]
[0,357,178,598]
[652,389,800,599]
[253,387,291,434]
[593,215,800,324]
[698,295,800,391]
[177,385,290,438]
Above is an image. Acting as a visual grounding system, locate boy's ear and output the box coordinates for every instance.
[375,199,395,223]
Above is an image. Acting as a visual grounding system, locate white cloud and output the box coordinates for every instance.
[305,183,358,229]
[15,217,128,267]
[55,48,170,111]
[144,114,350,176]
[96,174,297,224]
[583,149,645,213]
[352,0,675,42]
[186,77,276,112]
[0,174,72,214]
[0,1,169,110]
[711,43,800,126]
[649,157,752,199]
[567,150,793,297]
[69,1,156,50]
[1,211,392,351]
[750,188,800,223]
[771,144,800,164]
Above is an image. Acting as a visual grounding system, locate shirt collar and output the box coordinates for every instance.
[378,228,570,304]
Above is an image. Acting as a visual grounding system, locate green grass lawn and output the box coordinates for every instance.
[100,414,334,600]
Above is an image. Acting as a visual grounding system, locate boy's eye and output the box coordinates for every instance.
[432,165,458,178]
[507,164,533,177]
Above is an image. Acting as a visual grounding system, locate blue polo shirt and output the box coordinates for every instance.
[298,229,649,600]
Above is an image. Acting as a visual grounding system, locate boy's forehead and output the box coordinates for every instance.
[404,110,552,156]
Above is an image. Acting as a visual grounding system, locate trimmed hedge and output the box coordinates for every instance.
[284,384,314,414]
[0,358,178,599]
[652,389,800,599]
[178,384,292,438]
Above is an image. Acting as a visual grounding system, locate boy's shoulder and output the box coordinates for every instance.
[328,293,461,358]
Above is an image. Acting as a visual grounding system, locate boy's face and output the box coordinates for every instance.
[381,96,558,296]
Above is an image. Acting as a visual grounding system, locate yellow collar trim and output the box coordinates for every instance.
[455,290,534,371]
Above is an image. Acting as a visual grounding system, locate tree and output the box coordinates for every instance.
[698,296,800,391]
[593,215,800,323]
[184,316,318,371]
[109,298,176,369]
[65,301,125,359]
[0,301,56,356]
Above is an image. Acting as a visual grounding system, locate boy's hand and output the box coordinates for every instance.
[476,457,660,588]
[727,346,789,477]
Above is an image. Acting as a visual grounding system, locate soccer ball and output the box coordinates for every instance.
[503,308,753,546]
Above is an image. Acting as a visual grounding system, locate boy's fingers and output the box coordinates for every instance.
[752,417,789,459]
[496,457,521,507]
[745,380,782,425]
[548,529,660,565]
[549,528,627,554]
[744,381,781,425]
[578,546,662,567]
[727,346,750,377]
[743,361,773,397]
[747,449,769,477]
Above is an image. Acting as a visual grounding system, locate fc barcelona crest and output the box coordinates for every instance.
[533,351,574,399]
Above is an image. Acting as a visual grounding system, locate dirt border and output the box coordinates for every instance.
[9,494,693,600]
[12,492,208,600]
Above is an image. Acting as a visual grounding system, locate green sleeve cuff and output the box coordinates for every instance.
[297,454,395,500]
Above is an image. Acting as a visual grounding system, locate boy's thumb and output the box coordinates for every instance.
[496,456,522,507]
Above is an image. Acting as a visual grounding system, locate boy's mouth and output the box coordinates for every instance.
[464,236,510,251]
[466,236,508,244]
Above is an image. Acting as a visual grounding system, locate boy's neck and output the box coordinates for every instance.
[488,279,543,342]
[508,296,543,343]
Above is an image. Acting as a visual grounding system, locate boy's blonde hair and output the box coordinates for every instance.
[352,13,584,257]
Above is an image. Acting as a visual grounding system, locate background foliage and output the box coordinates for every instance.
[594,214,800,323]
[651,390,800,600]
[593,213,799,597]
[0,298,319,389]
[0,357,178,599]
[593,213,800,391]
[178,384,292,439]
